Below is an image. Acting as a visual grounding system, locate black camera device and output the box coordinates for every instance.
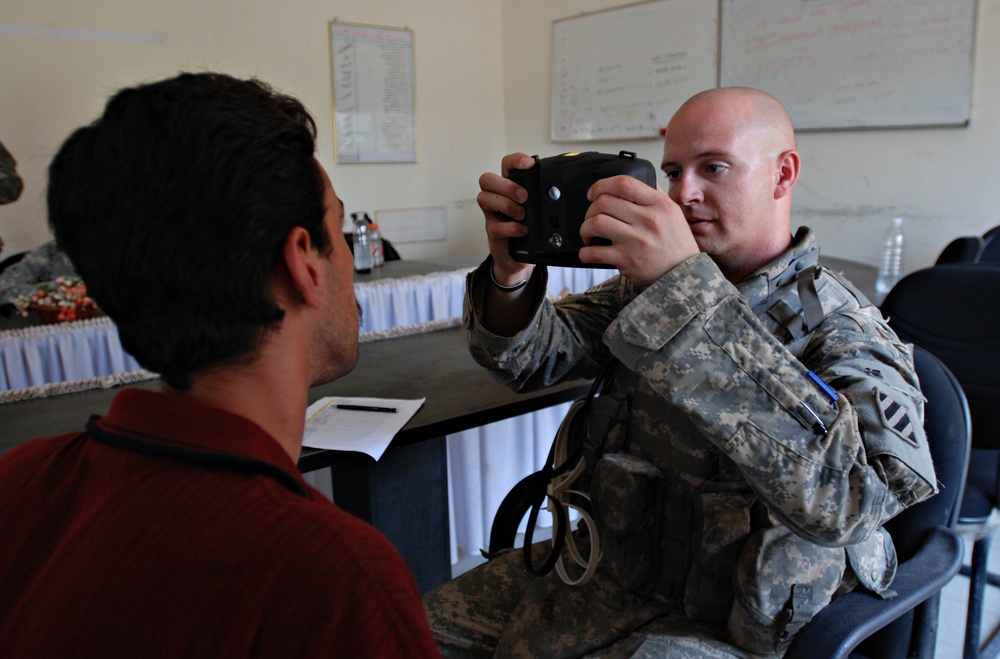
[507,151,656,268]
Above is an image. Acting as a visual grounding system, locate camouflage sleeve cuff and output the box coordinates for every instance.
[464,255,549,358]
[608,253,734,351]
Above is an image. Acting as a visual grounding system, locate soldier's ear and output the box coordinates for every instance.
[774,150,800,200]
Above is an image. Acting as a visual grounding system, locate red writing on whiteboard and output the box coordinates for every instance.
[832,18,884,35]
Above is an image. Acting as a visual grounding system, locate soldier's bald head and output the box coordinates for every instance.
[661,86,800,282]
[668,87,796,158]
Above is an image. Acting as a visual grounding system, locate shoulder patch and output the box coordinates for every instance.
[875,388,919,447]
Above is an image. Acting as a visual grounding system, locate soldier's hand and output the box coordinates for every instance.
[477,153,535,285]
[579,175,699,286]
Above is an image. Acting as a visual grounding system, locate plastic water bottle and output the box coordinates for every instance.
[369,223,385,267]
[353,221,372,274]
[875,217,905,303]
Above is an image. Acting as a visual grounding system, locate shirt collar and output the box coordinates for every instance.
[92,388,308,495]
[736,226,819,309]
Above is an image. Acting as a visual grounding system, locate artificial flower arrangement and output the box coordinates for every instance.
[13,276,100,323]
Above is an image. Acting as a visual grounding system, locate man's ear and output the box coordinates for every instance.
[282,226,323,309]
[774,149,801,200]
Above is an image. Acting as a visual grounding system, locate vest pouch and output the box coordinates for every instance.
[582,383,632,467]
[681,484,755,622]
[728,526,846,654]
[591,452,664,595]
[846,526,897,595]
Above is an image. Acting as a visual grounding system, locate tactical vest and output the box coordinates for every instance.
[585,254,904,653]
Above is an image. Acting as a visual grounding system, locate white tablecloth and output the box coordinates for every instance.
[0,261,615,565]
[0,317,144,392]
[355,269,469,333]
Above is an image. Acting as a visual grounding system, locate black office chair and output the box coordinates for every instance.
[880,263,1000,659]
[978,232,1000,264]
[786,346,970,659]
[0,249,26,276]
[0,250,28,318]
[984,225,1000,245]
[936,235,985,265]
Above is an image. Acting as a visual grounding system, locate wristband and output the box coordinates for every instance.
[490,264,530,292]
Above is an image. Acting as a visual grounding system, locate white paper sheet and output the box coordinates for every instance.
[302,396,425,461]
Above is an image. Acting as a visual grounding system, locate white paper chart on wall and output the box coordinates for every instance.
[719,0,977,130]
[330,21,416,163]
[550,0,718,142]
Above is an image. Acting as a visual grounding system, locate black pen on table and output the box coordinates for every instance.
[335,404,398,413]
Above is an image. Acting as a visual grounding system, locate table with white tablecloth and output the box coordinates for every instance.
[0,257,476,392]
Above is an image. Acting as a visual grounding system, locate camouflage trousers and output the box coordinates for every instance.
[423,544,781,659]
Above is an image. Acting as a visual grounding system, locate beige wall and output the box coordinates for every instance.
[500,0,1000,272]
[0,0,505,260]
[3,0,999,272]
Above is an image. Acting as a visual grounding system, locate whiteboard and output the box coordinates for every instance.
[720,0,977,130]
[551,0,718,141]
[374,206,447,243]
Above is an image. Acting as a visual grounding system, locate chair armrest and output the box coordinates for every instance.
[783,526,963,659]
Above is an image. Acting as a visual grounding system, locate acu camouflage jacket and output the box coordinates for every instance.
[465,227,937,653]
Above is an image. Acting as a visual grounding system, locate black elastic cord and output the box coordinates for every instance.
[86,416,307,497]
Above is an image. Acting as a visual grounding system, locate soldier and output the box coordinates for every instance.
[423,87,936,657]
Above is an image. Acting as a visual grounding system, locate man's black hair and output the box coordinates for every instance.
[48,72,331,389]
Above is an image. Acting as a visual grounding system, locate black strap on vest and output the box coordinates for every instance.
[796,265,825,332]
[86,416,308,497]
[761,250,826,341]
[486,358,618,576]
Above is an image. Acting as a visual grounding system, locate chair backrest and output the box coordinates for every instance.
[883,346,971,558]
[983,224,1000,244]
[844,346,971,659]
[978,232,1000,264]
[880,264,1000,452]
[935,235,984,265]
[0,250,26,276]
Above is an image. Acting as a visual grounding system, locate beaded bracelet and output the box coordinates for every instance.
[490,264,530,292]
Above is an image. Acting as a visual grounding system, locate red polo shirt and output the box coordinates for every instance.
[0,389,440,658]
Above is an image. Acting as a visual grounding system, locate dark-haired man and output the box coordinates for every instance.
[0,72,440,658]
[424,87,935,657]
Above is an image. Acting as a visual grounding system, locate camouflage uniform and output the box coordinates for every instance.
[424,228,936,658]
[0,241,79,306]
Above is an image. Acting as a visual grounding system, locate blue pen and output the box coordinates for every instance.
[807,371,839,406]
